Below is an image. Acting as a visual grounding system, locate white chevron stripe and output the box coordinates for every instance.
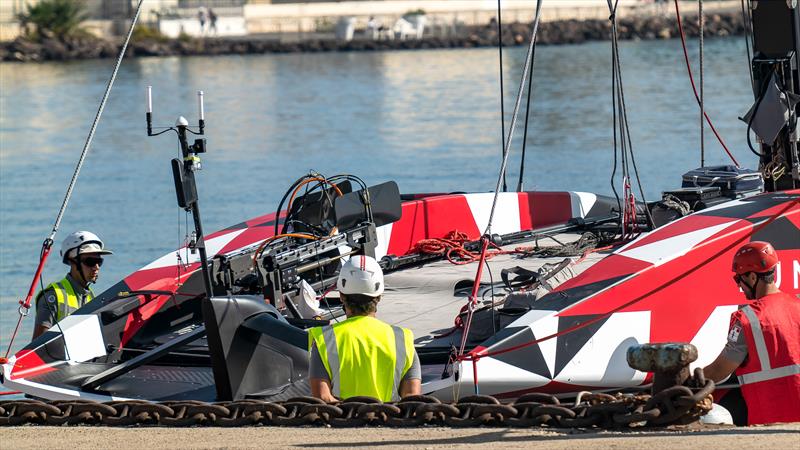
[569,192,597,218]
[461,356,551,393]
[465,193,521,235]
[618,221,735,266]
[374,222,393,260]
[555,311,650,387]
[690,305,739,370]
[140,229,247,270]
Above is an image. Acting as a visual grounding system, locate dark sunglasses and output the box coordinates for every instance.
[81,257,104,267]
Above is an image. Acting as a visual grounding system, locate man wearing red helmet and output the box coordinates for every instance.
[704,241,800,425]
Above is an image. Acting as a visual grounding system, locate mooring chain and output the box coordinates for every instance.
[0,372,714,428]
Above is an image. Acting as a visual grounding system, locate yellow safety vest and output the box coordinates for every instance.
[35,276,94,323]
[308,316,415,402]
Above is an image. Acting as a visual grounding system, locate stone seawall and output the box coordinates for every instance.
[1,12,743,62]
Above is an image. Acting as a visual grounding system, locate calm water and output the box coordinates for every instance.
[0,37,755,352]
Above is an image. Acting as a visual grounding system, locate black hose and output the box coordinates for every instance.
[746,68,777,159]
[274,174,314,236]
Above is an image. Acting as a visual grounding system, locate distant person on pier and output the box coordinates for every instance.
[367,16,378,39]
[308,255,421,402]
[32,231,113,339]
[198,6,208,35]
[703,241,800,425]
[209,8,218,35]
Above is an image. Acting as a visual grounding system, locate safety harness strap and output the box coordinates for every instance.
[50,282,66,322]
[321,325,340,398]
[61,279,78,310]
[742,306,771,371]
[390,326,407,401]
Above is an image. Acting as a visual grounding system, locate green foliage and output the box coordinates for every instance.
[404,9,426,16]
[314,17,335,33]
[132,25,169,43]
[18,0,88,40]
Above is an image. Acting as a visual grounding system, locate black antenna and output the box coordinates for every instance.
[146,86,153,135]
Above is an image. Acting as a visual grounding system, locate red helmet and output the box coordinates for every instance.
[732,241,779,275]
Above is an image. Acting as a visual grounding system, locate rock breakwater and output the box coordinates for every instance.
[1,12,744,62]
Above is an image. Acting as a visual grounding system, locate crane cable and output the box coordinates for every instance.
[2,0,147,363]
[609,0,656,235]
[699,0,705,167]
[496,0,508,193]
[517,31,538,192]
[673,0,740,167]
[740,0,754,91]
[456,0,544,393]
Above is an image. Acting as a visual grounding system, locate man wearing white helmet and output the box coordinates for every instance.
[308,255,421,402]
[32,231,113,339]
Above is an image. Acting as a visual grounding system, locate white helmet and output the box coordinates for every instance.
[60,231,113,264]
[337,255,384,297]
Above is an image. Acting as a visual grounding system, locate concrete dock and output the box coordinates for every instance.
[3,423,799,449]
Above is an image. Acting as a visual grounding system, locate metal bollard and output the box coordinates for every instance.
[626,343,698,394]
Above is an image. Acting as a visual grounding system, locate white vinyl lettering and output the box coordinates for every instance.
[794,260,800,290]
[775,262,782,288]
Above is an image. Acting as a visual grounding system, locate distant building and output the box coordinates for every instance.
[1,0,133,40]
[0,1,245,40]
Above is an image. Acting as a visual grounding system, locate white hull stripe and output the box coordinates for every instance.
[741,306,771,371]
[738,364,800,385]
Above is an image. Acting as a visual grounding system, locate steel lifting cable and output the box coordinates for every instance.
[462,195,799,363]
[673,0,740,167]
[699,0,705,167]
[484,0,543,240]
[740,0,754,90]
[457,0,544,379]
[609,4,629,237]
[608,0,632,237]
[608,2,656,232]
[497,0,508,193]
[1,0,146,363]
[607,0,651,236]
[517,31,538,192]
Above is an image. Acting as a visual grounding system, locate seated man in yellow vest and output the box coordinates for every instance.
[308,255,421,402]
[32,231,113,339]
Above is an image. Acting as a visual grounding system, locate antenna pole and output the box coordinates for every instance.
[145,92,232,400]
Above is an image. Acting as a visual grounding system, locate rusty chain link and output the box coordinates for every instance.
[0,370,715,428]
